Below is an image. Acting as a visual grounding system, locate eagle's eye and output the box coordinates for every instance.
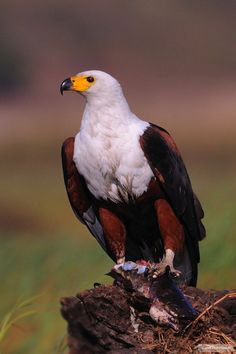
[86,76,94,83]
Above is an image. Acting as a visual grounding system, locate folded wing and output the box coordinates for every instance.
[140,124,206,283]
[61,137,109,254]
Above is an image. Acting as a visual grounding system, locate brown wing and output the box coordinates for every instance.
[61,137,108,252]
[140,124,206,284]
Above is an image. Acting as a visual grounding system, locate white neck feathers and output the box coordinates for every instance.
[80,85,134,134]
[73,80,153,202]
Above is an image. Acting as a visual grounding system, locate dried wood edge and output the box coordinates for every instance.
[184,292,236,337]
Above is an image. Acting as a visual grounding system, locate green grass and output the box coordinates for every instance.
[0,295,39,351]
[0,139,235,353]
[0,234,112,354]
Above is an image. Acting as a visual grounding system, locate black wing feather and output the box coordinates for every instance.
[141,124,205,284]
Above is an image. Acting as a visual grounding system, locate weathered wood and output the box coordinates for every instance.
[60,265,236,354]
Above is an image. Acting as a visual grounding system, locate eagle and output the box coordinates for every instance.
[60,70,205,286]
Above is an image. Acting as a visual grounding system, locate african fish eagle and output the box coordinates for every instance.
[60,70,205,286]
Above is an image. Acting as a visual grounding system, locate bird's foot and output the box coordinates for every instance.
[153,249,181,279]
[117,257,125,265]
[114,255,181,279]
[153,263,181,279]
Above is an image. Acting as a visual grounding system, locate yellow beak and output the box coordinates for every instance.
[60,75,95,95]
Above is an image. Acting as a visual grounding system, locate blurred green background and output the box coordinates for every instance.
[0,0,236,353]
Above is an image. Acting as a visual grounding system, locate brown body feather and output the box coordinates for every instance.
[61,124,205,286]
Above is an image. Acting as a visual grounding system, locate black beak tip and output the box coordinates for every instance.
[60,78,72,96]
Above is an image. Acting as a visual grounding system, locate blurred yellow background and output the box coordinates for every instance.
[0,1,236,353]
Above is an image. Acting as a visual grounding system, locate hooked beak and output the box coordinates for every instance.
[60,78,72,95]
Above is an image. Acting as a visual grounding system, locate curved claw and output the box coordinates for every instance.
[153,263,181,279]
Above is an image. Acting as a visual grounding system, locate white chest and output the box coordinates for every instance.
[73,121,154,202]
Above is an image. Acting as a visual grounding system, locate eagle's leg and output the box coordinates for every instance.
[154,199,185,277]
[99,208,126,264]
[153,249,181,278]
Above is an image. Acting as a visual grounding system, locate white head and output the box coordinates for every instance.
[60,70,124,103]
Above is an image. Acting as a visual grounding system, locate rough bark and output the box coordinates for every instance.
[60,266,236,354]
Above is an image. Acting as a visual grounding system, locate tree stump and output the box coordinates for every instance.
[60,264,236,354]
